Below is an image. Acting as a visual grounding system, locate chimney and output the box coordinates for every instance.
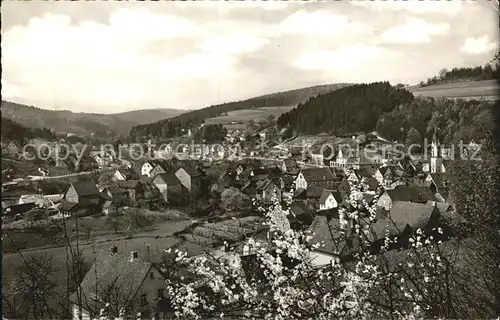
[130,251,138,262]
[110,246,118,255]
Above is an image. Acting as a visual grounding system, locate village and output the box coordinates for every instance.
[1,125,479,319]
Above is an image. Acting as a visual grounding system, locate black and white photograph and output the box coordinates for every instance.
[1,1,500,319]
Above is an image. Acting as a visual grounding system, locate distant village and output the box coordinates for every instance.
[1,127,481,319]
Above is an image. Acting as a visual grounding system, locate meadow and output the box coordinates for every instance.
[204,106,295,125]
[409,79,499,100]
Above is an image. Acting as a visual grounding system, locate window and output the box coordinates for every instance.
[150,272,154,279]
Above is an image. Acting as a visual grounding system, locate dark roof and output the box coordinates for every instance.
[388,201,438,231]
[283,159,298,169]
[106,186,128,196]
[59,202,78,212]
[117,180,140,189]
[385,185,436,203]
[71,254,155,312]
[307,187,324,199]
[300,167,335,182]
[379,165,403,177]
[255,179,275,192]
[308,215,344,255]
[153,172,182,185]
[71,180,99,196]
[116,168,139,180]
[179,165,204,178]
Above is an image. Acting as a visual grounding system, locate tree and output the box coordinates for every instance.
[405,127,422,152]
[4,254,60,319]
[439,68,448,80]
[221,187,251,212]
[481,63,493,80]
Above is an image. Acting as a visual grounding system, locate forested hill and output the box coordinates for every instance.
[1,100,183,138]
[1,117,56,144]
[277,82,414,134]
[129,83,352,139]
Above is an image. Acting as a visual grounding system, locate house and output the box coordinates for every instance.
[376,185,437,210]
[425,172,457,203]
[112,168,139,182]
[255,179,282,204]
[117,180,144,204]
[71,250,168,320]
[318,189,340,211]
[295,167,336,190]
[105,186,129,207]
[3,202,36,216]
[148,160,175,178]
[152,172,183,203]
[140,160,157,177]
[288,201,315,230]
[281,159,300,175]
[65,180,100,210]
[175,166,204,193]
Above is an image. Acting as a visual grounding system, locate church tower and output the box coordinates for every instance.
[430,129,443,173]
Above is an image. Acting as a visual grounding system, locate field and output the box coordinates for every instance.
[409,79,499,100]
[204,106,295,125]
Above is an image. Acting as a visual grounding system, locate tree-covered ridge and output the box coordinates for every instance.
[420,62,500,87]
[277,82,414,135]
[129,83,352,140]
[1,117,56,144]
[376,97,494,144]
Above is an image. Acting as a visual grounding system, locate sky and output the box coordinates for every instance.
[1,0,499,114]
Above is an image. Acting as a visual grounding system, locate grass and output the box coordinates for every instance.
[204,106,295,125]
[408,79,499,100]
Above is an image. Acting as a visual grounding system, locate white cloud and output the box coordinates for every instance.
[277,10,363,36]
[460,35,497,55]
[379,18,450,44]
[198,35,270,55]
[293,44,397,71]
[351,0,463,16]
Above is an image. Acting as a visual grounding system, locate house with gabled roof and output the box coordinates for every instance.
[281,159,300,175]
[295,167,336,190]
[113,168,139,182]
[425,172,457,203]
[175,165,204,194]
[71,250,168,320]
[152,172,183,203]
[104,186,129,207]
[377,185,437,210]
[65,180,100,210]
[117,180,144,204]
[318,189,340,211]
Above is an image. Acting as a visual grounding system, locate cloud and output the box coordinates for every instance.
[460,35,497,55]
[379,18,450,44]
[277,10,364,36]
[293,44,397,71]
[351,0,463,16]
[197,35,270,55]
[155,54,235,79]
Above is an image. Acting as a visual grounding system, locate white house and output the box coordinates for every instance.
[318,189,339,211]
[141,161,155,177]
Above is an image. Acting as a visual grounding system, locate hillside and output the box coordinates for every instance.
[277,82,414,135]
[1,101,184,138]
[129,83,352,140]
